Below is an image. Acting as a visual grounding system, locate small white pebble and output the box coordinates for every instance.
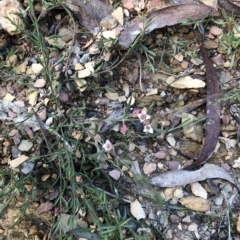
[45,117,53,126]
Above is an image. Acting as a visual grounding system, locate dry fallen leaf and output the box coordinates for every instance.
[119,3,219,48]
[35,201,53,215]
[179,195,210,212]
[166,76,206,89]
[149,164,236,187]
[185,29,220,169]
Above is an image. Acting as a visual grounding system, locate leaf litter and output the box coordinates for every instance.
[2,0,240,238]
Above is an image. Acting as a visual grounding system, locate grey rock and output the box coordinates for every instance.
[18,139,33,152]
[11,145,20,158]
[80,53,89,64]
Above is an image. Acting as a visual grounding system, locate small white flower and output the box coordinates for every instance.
[102,139,113,152]
[137,110,151,123]
[233,158,240,168]
[143,124,153,134]
[76,176,82,182]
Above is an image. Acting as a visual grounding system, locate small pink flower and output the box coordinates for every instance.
[102,139,113,152]
[120,123,128,134]
[54,207,60,216]
[132,108,142,117]
[137,110,151,123]
[143,124,153,134]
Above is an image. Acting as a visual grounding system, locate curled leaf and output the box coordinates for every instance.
[185,30,220,169]
[149,164,235,188]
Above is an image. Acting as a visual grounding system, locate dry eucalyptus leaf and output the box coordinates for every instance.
[179,196,210,212]
[119,3,219,48]
[149,164,235,187]
[166,76,206,89]
[130,199,146,220]
[185,29,220,170]
[35,201,53,215]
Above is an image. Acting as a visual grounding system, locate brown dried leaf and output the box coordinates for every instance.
[179,195,210,212]
[35,201,53,215]
[185,31,220,169]
[119,3,219,48]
